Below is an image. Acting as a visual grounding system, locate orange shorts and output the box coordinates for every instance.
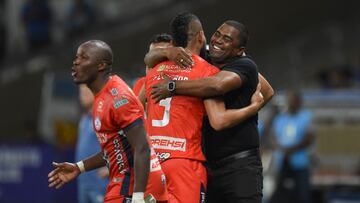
[103,169,168,203]
[161,158,207,203]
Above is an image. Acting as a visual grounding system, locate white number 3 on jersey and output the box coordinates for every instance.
[152,98,172,127]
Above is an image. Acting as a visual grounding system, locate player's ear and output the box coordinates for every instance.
[198,30,205,42]
[236,47,246,57]
[196,30,206,44]
[98,61,107,71]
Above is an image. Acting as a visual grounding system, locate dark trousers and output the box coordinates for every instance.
[206,155,263,203]
[270,161,311,203]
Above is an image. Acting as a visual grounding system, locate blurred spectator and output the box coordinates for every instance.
[76,84,108,203]
[66,0,95,39]
[316,65,354,89]
[21,0,52,52]
[270,91,315,203]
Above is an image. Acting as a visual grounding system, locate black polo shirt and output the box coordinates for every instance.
[203,56,259,162]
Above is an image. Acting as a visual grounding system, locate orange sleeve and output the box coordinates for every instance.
[132,77,145,96]
[112,93,144,129]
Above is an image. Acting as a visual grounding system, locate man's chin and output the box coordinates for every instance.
[209,51,222,61]
[73,79,83,85]
[209,55,223,63]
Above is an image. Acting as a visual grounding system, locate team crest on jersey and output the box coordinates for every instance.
[157,64,166,72]
[110,88,118,96]
[94,116,101,130]
[113,96,128,109]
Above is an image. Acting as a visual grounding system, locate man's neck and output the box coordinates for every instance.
[211,55,243,68]
[186,41,201,56]
[87,73,111,95]
[212,61,225,68]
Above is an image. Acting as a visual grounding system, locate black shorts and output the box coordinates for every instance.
[206,154,263,203]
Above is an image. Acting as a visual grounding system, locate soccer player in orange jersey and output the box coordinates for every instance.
[48,40,167,203]
[145,13,264,203]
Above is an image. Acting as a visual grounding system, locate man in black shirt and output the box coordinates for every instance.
[147,20,273,202]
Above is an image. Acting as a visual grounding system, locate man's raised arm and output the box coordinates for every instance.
[151,72,274,104]
[144,47,193,69]
[204,84,264,131]
[151,70,243,102]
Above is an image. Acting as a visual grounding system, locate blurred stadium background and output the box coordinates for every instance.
[0,0,360,202]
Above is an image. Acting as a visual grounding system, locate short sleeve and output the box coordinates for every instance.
[222,57,258,84]
[112,93,144,130]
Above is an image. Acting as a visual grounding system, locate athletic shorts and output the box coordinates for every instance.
[103,169,168,202]
[161,158,207,203]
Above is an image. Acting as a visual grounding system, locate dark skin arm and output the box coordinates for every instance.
[48,152,105,189]
[258,73,274,107]
[151,72,274,105]
[205,83,264,131]
[144,47,193,69]
[151,70,241,102]
[125,122,150,193]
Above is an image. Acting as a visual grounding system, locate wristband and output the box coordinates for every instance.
[76,161,85,173]
[132,192,144,200]
[167,80,176,95]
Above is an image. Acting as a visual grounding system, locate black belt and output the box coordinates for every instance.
[208,148,259,169]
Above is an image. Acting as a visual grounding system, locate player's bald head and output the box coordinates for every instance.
[80,40,113,65]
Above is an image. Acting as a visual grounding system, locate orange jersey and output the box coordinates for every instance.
[92,75,166,201]
[132,76,146,96]
[145,55,220,162]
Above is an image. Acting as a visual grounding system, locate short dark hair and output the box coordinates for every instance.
[149,33,173,45]
[224,20,249,47]
[170,12,200,48]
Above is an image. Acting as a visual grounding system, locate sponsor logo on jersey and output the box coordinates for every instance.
[150,156,161,172]
[156,64,191,72]
[156,152,171,161]
[172,75,189,81]
[113,96,128,109]
[97,101,103,112]
[110,88,118,96]
[94,116,101,130]
[113,138,125,172]
[150,149,162,171]
[150,136,186,152]
[157,64,166,72]
[152,72,189,82]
